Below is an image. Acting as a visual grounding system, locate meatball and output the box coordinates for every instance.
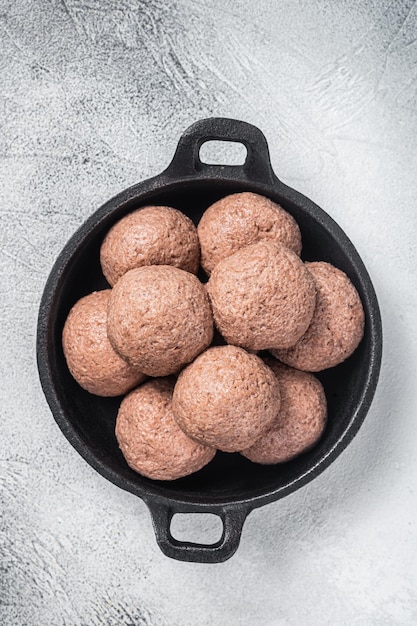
[272,261,365,371]
[62,290,146,396]
[107,265,213,377]
[207,241,316,351]
[198,192,301,275]
[172,346,281,452]
[241,358,327,464]
[100,205,200,286]
[116,378,216,480]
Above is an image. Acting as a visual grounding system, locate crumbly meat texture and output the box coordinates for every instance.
[241,358,327,464]
[198,192,302,275]
[272,261,365,371]
[207,240,316,351]
[107,265,213,377]
[62,290,146,396]
[172,346,281,452]
[100,205,200,286]
[116,378,216,480]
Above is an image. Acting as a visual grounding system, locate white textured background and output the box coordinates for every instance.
[1,1,417,624]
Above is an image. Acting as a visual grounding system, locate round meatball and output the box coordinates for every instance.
[241,358,327,464]
[198,192,301,275]
[62,290,146,396]
[207,241,316,351]
[272,261,365,371]
[100,205,200,286]
[172,346,281,452]
[107,266,213,377]
[116,378,215,480]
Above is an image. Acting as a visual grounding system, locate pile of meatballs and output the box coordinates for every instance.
[62,192,365,481]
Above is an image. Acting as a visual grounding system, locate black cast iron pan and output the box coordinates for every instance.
[37,118,382,563]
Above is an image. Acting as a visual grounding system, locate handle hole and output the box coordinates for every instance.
[199,140,247,166]
[170,513,223,545]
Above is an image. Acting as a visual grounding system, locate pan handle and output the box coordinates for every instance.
[146,501,250,563]
[165,117,276,185]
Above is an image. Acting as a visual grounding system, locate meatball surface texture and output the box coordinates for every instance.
[273,261,365,371]
[198,192,301,275]
[242,358,327,464]
[107,266,213,376]
[62,290,146,396]
[207,241,316,351]
[116,378,215,480]
[172,346,281,452]
[100,205,200,285]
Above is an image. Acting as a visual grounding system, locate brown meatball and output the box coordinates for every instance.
[172,346,281,452]
[198,192,301,275]
[272,261,365,371]
[116,378,215,480]
[207,241,316,351]
[241,358,327,464]
[107,266,213,377]
[100,205,200,286]
[62,290,146,396]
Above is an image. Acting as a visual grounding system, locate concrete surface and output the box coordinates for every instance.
[1,1,417,624]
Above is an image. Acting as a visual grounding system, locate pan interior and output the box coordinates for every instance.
[46,179,375,505]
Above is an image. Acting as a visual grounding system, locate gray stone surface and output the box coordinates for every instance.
[1,1,417,624]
